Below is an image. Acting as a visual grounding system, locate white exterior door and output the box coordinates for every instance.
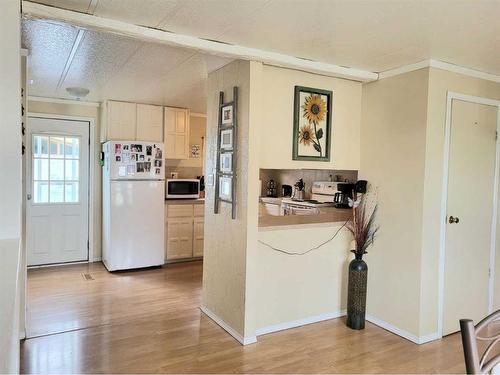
[443,99,498,335]
[26,117,90,266]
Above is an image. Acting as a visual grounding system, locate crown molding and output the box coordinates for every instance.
[28,95,101,107]
[378,59,500,83]
[429,60,500,83]
[21,1,378,83]
[377,60,430,79]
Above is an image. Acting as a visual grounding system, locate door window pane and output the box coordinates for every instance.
[65,137,80,159]
[33,181,49,203]
[65,182,79,203]
[33,136,48,158]
[32,134,83,204]
[50,137,65,158]
[50,159,64,180]
[33,158,49,180]
[49,182,64,203]
[65,160,79,181]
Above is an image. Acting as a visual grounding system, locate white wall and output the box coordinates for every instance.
[419,68,500,334]
[360,68,430,338]
[203,61,364,340]
[260,65,362,170]
[0,1,22,373]
[0,1,22,240]
[28,100,102,260]
[255,225,351,331]
[360,67,500,341]
[202,60,253,337]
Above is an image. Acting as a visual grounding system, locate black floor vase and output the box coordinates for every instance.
[346,255,368,330]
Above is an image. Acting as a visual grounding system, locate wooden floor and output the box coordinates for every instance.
[21,261,465,373]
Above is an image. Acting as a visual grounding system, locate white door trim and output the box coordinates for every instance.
[26,112,96,264]
[438,91,500,337]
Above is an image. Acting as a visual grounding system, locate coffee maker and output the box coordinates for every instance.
[333,182,354,208]
[333,180,367,208]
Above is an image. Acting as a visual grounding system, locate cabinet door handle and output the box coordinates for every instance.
[448,216,460,224]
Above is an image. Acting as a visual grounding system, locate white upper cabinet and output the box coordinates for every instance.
[106,101,136,141]
[164,107,189,159]
[136,104,163,142]
[103,100,164,143]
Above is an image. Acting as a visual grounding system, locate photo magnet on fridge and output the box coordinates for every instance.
[116,156,121,162]
[118,165,126,177]
[146,146,152,156]
[123,145,129,151]
[114,144,122,154]
[154,160,162,167]
[155,168,161,175]
[127,165,135,175]
[139,154,145,161]
[144,162,151,172]
[155,149,162,159]
[131,144,143,152]
[136,162,145,173]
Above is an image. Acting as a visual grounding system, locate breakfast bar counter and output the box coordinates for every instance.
[258,203,351,230]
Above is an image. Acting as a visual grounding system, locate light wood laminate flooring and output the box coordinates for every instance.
[21,261,465,373]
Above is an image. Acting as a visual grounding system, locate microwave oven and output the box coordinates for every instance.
[166,179,200,199]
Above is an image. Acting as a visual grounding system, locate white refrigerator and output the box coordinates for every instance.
[102,141,165,271]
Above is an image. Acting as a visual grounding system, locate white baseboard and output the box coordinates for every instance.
[418,332,441,344]
[255,310,346,336]
[199,305,257,345]
[365,314,440,344]
[200,305,440,346]
[92,257,102,262]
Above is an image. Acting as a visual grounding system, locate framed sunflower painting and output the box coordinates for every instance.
[293,86,332,161]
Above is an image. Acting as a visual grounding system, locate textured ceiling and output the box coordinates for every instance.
[22,18,231,112]
[23,0,500,111]
[28,0,500,75]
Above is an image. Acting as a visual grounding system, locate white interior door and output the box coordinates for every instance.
[26,117,90,266]
[443,99,498,335]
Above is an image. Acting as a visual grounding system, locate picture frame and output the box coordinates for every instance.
[190,144,201,158]
[220,152,233,173]
[220,128,233,150]
[292,86,332,161]
[221,104,233,125]
[219,176,232,201]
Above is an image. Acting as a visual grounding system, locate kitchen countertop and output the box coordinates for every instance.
[259,200,352,229]
[165,198,205,205]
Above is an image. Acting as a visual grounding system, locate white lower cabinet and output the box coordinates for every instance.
[166,218,193,260]
[193,217,204,257]
[165,203,204,261]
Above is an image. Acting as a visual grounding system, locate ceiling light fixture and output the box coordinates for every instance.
[66,87,90,99]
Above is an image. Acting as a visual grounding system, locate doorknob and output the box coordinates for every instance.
[27,193,31,201]
[448,216,460,224]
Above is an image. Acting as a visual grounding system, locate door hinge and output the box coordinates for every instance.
[496,131,498,141]
[87,240,90,250]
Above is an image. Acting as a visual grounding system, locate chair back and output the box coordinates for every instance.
[460,310,500,374]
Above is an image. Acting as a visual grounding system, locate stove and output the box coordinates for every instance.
[281,197,334,208]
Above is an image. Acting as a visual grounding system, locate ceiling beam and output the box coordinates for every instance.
[21,1,378,83]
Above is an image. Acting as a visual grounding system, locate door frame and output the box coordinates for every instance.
[438,91,500,337]
[26,112,96,265]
